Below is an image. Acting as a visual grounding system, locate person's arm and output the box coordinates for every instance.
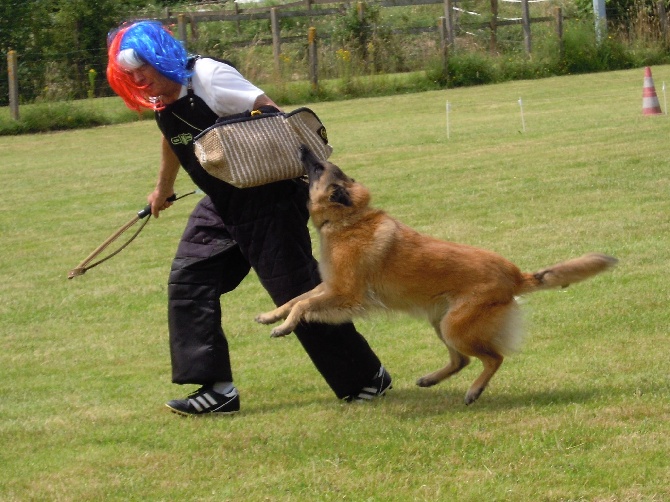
[147,136,181,218]
[253,93,281,112]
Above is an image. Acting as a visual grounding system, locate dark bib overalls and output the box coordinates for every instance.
[155,73,381,398]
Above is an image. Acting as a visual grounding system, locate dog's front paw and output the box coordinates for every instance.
[255,312,278,325]
[416,376,438,388]
[270,325,293,338]
[464,387,484,406]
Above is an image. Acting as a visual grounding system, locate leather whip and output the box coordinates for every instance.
[68,191,196,279]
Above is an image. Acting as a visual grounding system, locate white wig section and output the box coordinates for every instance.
[117,48,144,70]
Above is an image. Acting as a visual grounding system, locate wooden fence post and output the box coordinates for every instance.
[443,0,455,48]
[271,8,281,73]
[190,14,199,40]
[521,0,531,55]
[658,1,668,47]
[8,50,19,120]
[555,7,564,59]
[305,0,313,25]
[234,2,241,36]
[438,16,449,78]
[177,14,188,49]
[308,27,318,91]
[490,0,498,53]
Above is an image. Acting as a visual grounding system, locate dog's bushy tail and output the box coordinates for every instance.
[517,253,618,295]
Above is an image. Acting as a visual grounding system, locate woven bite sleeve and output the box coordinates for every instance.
[194,108,332,188]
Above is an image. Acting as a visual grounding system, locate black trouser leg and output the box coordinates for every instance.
[227,184,383,399]
[169,191,384,399]
[293,322,382,399]
[168,198,250,385]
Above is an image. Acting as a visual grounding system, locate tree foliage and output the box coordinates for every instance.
[0,0,156,105]
[1,0,669,107]
[573,0,665,25]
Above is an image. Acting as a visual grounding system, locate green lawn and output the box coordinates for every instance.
[1,67,668,501]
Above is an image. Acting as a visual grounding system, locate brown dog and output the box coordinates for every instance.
[256,146,617,404]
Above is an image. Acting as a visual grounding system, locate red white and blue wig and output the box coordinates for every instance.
[106,21,191,111]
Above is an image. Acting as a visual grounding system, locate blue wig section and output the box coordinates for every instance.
[120,21,191,84]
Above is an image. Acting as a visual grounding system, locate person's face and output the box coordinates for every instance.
[128,64,181,101]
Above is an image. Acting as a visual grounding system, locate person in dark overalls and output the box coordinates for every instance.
[106,21,391,415]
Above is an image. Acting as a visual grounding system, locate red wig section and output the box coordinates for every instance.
[106,27,157,112]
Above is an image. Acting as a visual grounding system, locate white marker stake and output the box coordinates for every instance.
[446,100,451,139]
[518,97,526,132]
[663,82,667,115]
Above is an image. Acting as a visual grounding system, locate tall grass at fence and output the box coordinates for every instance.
[3,29,669,136]
[5,0,670,107]
[4,11,670,136]
[1,67,669,501]
[0,98,154,135]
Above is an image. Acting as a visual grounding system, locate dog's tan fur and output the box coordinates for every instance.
[256,146,618,404]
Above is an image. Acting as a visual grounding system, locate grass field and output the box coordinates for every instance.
[1,67,669,501]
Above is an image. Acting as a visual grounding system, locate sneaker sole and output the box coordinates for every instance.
[165,403,240,417]
[347,383,393,402]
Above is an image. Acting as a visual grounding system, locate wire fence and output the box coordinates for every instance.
[4,0,663,112]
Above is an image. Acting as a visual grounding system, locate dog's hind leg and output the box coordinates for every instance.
[416,324,471,388]
[416,343,471,388]
[438,301,513,405]
[463,351,503,405]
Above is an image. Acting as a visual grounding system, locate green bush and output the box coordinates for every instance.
[0,99,152,136]
[561,22,598,73]
[559,21,635,74]
[498,55,556,82]
[5,0,670,135]
[447,52,498,87]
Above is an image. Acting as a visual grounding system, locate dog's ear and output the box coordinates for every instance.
[329,185,353,206]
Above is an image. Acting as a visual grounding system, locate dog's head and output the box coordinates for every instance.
[299,145,371,229]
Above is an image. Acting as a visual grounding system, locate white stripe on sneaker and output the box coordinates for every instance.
[196,395,212,409]
[203,393,218,406]
[189,398,204,412]
[166,385,241,416]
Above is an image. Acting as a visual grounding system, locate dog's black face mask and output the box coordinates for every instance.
[300,144,354,188]
[329,185,352,206]
[300,145,326,187]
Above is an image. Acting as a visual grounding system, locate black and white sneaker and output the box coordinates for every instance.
[165,385,240,416]
[346,366,393,402]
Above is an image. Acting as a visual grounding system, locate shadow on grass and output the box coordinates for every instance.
[242,382,616,418]
[339,381,634,418]
[379,383,622,418]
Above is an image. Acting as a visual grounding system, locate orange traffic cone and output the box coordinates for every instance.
[642,66,663,115]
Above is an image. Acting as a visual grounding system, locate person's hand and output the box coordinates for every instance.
[147,187,175,218]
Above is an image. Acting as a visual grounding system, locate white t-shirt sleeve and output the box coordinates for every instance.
[191,58,265,116]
